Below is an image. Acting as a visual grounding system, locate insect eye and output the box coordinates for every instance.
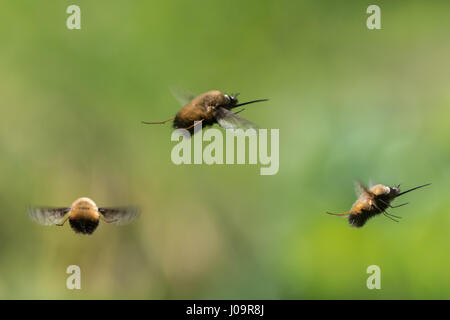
[388,186,398,194]
[224,94,231,102]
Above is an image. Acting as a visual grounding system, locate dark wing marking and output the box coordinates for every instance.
[98,207,139,226]
[354,180,371,197]
[28,207,71,226]
[215,107,259,130]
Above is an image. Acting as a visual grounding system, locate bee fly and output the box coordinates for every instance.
[142,90,268,134]
[28,197,138,235]
[327,181,431,228]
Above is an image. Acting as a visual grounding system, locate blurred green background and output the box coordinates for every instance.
[0,0,449,299]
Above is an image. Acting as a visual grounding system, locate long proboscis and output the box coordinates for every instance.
[397,183,431,197]
[232,99,269,108]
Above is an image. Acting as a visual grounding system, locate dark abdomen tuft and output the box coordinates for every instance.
[69,218,99,235]
[348,210,381,228]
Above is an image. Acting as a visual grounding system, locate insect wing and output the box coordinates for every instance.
[170,87,196,106]
[98,207,139,226]
[28,207,71,226]
[216,107,259,130]
[354,180,371,197]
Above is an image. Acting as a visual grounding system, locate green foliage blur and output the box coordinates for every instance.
[0,0,449,299]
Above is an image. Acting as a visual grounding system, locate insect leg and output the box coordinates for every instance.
[377,199,404,214]
[141,117,175,125]
[184,119,204,131]
[99,215,118,224]
[390,202,409,208]
[383,212,399,222]
[384,210,402,219]
[55,216,70,226]
[372,202,385,213]
[326,211,353,216]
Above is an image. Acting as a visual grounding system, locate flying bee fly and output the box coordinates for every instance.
[28,197,138,235]
[142,90,268,134]
[327,181,431,228]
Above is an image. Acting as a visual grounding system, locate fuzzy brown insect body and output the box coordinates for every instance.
[327,182,431,228]
[142,90,268,134]
[68,198,101,234]
[172,91,226,131]
[28,197,138,235]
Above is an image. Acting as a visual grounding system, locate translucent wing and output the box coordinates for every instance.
[98,207,139,226]
[170,87,196,106]
[215,107,259,130]
[354,180,371,197]
[28,207,71,226]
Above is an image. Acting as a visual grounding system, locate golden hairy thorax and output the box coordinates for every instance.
[370,184,391,196]
[190,90,229,109]
[69,197,99,221]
